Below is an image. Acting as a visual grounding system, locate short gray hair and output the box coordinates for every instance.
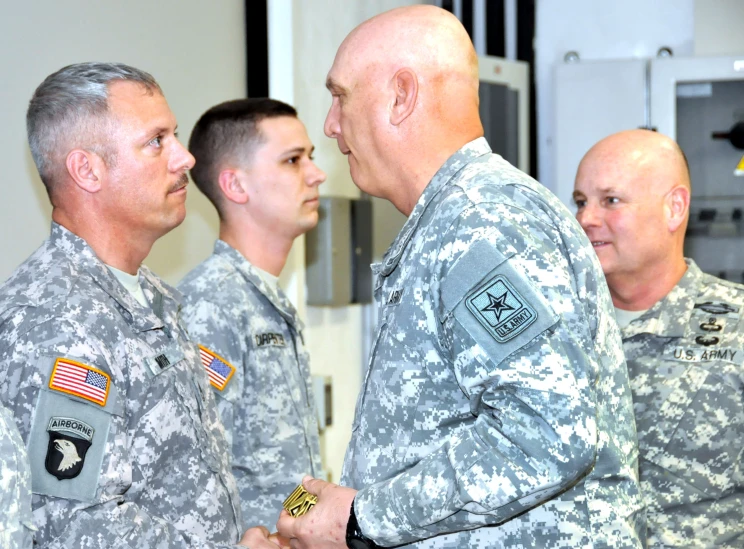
[27,62,162,196]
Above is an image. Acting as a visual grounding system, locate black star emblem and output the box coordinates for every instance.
[481,291,514,322]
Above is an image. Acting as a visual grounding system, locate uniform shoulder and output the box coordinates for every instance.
[178,254,250,309]
[698,271,744,305]
[441,154,568,229]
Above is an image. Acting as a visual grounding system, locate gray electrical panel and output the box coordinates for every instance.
[306,197,352,306]
[305,197,374,306]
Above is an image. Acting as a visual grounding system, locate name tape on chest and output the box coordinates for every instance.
[199,345,236,391]
[45,416,94,480]
[49,358,110,406]
[255,332,286,347]
[664,345,740,363]
[466,275,537,343]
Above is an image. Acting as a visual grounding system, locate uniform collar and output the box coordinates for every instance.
[50,222,177,333]
[379,137,491,277]
[622,259,702,339]
[213,240,303,330]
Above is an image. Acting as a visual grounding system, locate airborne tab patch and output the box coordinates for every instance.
[466,275,537,343]
[199,345,236,391]
[49,358,110,406]
[45,417,94,480]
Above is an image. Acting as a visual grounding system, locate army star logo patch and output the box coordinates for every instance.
[45,417,94,480]
[466,275,537,342]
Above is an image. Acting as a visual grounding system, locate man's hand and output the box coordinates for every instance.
[276,476,357,549]
[238,526,285,548]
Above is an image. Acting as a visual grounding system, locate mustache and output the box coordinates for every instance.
[169,173,189,193]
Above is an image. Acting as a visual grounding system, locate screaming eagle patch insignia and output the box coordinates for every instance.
[45,417,94,480]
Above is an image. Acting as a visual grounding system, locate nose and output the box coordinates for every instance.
[324,100,340,139]
[306,160,326,187]
[576,203,601,230]
[171,139,195,172]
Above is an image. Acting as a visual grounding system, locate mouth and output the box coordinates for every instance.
[168,174,189,194]
[590,241,610,248]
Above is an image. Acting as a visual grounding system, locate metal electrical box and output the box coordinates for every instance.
[305,197,373,306]
[651,55,744,281]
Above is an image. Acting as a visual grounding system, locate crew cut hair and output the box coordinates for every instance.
[188,98,297,217]
[27,62,161,198]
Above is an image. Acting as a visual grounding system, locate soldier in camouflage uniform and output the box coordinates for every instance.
[0,402,35,548]
[574,129,744,548]
[276,6,645,549]
[0,62,280,548]
[179,99,325,526]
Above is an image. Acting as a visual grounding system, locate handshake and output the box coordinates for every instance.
[239,476,367,549]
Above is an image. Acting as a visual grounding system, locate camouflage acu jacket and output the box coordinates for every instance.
[343,138,645,548]
[179,241,322,527]
[623,259,744,548]
[0,223,243,548]
[0,403,34,548]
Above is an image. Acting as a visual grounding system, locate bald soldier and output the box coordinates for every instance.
[277,6,644,549]
[573,129,744,548]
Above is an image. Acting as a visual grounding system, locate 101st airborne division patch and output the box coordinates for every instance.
[466,274,537,343]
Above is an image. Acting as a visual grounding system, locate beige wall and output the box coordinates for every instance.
[0,0,246,283]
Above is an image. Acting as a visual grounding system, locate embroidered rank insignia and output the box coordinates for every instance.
[49,358,110,406]
[199,345,236,391]
[45,417,94,480]
[466,274,537,343]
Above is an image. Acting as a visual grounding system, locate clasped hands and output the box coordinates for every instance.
[238,476,358,549]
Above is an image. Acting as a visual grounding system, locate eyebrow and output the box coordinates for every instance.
[281,145,315,157]
[325,77,347,93]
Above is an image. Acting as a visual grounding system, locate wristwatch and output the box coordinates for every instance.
[346,499,381,549]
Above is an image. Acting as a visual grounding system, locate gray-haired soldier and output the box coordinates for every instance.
[574,129,744,548]
[179,98,325,527]
[0,403,34,547]
[276,6,645,549]
[0,63,279,548]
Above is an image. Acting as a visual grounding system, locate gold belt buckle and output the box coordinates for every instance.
[283,484,318,517]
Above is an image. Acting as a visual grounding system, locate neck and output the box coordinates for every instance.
[219,215,293,276]
[52,207,153,274]
[391,131,483,216]
[607,255,688,311]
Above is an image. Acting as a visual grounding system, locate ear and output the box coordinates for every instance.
[65,149,103,193]
[390,68,418,126]
[665,185,690,233]
[218,168,249,205]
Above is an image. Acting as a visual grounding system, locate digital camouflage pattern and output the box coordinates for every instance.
[622,259,744,548]
[0,403,35,548]
[344,138,645,548]
[0,223,244,548]
[179,241,322,527]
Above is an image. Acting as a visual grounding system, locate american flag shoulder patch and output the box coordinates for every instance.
[49,357,111,407]
[199,345,236,391]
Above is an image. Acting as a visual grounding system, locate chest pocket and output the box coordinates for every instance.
[639,360,744,497]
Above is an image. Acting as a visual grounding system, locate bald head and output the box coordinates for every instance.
[333,5,479,90]
[578,129,690,195]
[573,130,691,308]
[324,5,484,212]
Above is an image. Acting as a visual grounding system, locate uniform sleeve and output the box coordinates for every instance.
[0,318,242,549]
[354,204,600,546]
[180,299,244,446]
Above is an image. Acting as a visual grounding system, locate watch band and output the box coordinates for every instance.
[346,499,381,549]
